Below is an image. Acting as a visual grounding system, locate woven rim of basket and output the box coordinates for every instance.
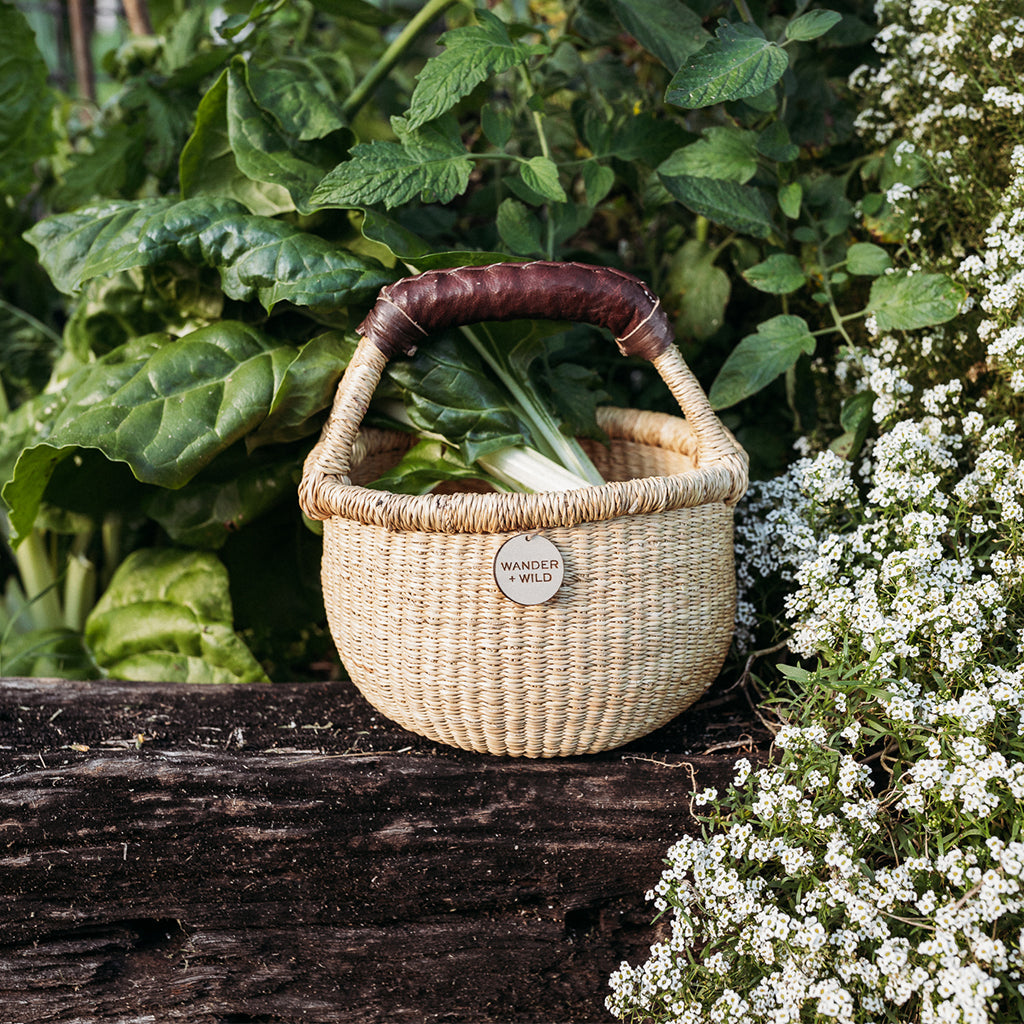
[302,403,748,535]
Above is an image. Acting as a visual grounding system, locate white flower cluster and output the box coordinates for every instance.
[608,740,1024,1024]
[609,3,1024,1021]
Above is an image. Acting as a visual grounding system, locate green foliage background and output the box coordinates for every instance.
[0,0,960,682]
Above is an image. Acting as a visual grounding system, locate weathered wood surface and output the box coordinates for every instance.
[0,677,767,1024]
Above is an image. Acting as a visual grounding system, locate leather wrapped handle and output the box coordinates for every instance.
[357,261,673,361]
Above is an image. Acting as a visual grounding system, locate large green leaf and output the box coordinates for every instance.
[868,272,966,331]
[249,331,358,448]
[3,324,300,541]
[0,1,56,198]
[666,239,731,340]
[709,315,816,409]
[660,127,760,183]
[225,58,352,213]
[310,115,474,210]
[25,196,395,309]
[608,0,709,70]
[143,450,298,549]
[385,330,528,464]
[405,10,547,131]
[85,548,269,684]
[180,69,296,215]
[659,172,775,238]
[667,22,789,110]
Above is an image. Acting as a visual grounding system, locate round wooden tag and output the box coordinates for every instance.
[493,534,564,605]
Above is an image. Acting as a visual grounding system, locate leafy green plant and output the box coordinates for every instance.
[2,0,909,682]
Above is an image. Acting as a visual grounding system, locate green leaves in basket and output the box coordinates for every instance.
[85,548,269,684]
[366,439,491,496]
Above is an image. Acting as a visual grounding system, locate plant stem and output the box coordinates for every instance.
[0,299,63,346]
[12,531,64,632]
[64,530,96,633]
[341,0,465,121]
[457,325,605,485]
[734,0,755,24]
[517,65,552,161]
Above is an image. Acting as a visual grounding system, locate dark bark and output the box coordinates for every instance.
[0,677,768,1023]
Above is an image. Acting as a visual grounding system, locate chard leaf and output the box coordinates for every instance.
[405,10,547,131]
[181,69,296,215]
[869,272,966,331]
[659,172,775,238]
[366,439,487,495]
[143,450,298,549]
[710,314,815,409]
[3,324,300,541]
[667,21,789,110]
[85,548,269,684]
[25,197,395,310]
[249,331,358,449]
[310,115,473,209]
[243,59,349,142]
[0,1,56,198]
[608,0,709,70]
[226,58,352,213]
[385,331,528,464]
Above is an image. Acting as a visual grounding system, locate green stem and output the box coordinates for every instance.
[12,531,64,632]
[0,298,62,346]
[517,64,551,161]
[734,0,755,24]
[341,0,465,121]
[64,530,96,633]
[457,325,604,486]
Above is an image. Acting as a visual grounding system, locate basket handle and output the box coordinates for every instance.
[301,261,744,514]
[357,261,673,360]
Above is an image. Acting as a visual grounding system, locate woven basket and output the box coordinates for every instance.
[299,262,748,757]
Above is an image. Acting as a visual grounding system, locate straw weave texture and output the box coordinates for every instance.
[300,323,749,757]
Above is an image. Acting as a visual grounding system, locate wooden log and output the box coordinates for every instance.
[0,677,768,1023]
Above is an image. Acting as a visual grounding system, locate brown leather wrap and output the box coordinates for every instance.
[356,261,673,361]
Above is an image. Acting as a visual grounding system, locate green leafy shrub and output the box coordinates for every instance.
[3,0,903,681]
